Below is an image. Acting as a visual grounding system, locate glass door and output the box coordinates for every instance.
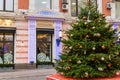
[37,33,52,63]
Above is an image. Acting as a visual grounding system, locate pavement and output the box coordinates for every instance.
[0,68,56,80]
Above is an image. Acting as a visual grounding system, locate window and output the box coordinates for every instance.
[37,33,52,63]
[0,0,14,11]
[115,1,120,18]
[35,0,52,9]
[71,0,96,16]
[0,32,14,64]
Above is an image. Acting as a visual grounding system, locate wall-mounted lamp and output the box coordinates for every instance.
[59,30,62,39]
[56,30,62,46]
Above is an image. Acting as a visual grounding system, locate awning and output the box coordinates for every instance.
[0,27,16,32]
[37,28,54,34]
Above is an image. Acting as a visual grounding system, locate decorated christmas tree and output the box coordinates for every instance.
[55,0,120,78]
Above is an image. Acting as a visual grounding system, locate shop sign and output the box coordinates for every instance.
[36,20,54,29]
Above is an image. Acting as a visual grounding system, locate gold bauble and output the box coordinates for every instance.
[108,64,111,67]
[101,45,106,49]
[82,16,87,20]
[102,14,106,18]
[69,59,72,62]
[79,45,83,49]
[92,27,95,30]
[66,66,71,70]
[86,35,89,38]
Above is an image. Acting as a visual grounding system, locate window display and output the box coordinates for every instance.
[37,33,52,63]
[0,32,14,64]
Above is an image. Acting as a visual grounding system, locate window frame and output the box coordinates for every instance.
[0,0,14,12]
[71,0,97,17]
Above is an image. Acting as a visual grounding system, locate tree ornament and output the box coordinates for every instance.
[69,59,72,62]
[116,72,120,76]
[115,52,119,55]
[79,45,83,49]
[86,35,89,38]
[108,64,111,67]
[102,14,106,18]
[82,16,87,20]
[66,66,71,70]
[98,67,103,71]
[101,57,105,61]
[61,60,65,62]
[91,58,95,61]
[94,33,101,37]
[92,47,96,50]
[77,60,82,64]
[84,22,87,24]
[69,46,72,49]
[101,45,106,49]
[85,72,89,78]
[92,27,95,30]
[109,55,111,61]
[84,50,86,54]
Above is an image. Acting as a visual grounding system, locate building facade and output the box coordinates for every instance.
[0,0,64,69]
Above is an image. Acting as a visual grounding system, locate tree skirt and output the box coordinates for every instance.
[46,72,120,80]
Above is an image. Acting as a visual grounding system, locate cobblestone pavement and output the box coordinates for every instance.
[0,68,56,80]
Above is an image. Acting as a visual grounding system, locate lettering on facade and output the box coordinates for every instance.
[36,20,54,29]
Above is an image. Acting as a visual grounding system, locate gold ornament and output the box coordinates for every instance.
[116,72,120,76]
[102,14,106,18]
[79,45,83,49]
[86,35,89,38]
[82,16,87,20]
[101,45,106,49]
[94,33,101,37]
[85,72,89,78]
[92,27,95,30]
[69,59,72,62]
[77,60,82,64]
[61,60,65,62]
[115,52,119,55]
[66,66,71,70]
[108,64,111,67]
[92,47,96,50]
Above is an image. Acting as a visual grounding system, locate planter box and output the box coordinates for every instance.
[46,73,120,80]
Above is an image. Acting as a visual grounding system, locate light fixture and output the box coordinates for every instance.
[56,30,62,46]
[72,3,76,5]
[59,30,62,38]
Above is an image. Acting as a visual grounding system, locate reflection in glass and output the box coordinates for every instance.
[3,42,13,64]
[5,33,13,41]
[37,33,52,62]
[5,0,14,11]
[0,33,3,41]
[0,0,3,10]
[0,43,3,64]
[0,32,14,64]
[35,0,51,9]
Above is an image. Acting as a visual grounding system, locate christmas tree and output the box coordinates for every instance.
[55,0,120,78]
